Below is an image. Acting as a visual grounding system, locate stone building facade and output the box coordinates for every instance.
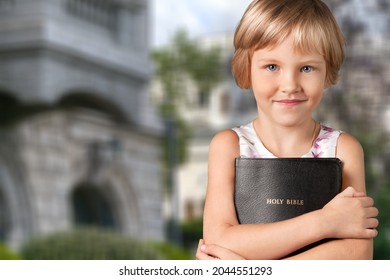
[0,0,164,250]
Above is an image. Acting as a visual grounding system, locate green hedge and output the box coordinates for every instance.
[21,227,170,260]
[151,241,193,260]
[0,243,21,260]
[181,218,202,251]
[374,232,390,260]
[373,179,390,260]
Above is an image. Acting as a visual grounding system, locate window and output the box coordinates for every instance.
[72,184,116,229]
[198,90,209,108]
[220,92,230,115]
[66,0,117,30]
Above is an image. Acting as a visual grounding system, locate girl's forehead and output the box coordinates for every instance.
[255,35,325,58]
[249,23,329,59]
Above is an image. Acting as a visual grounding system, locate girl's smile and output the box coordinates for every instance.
[272,98,308,108]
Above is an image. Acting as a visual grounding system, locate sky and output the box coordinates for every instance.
[150,0,253,48]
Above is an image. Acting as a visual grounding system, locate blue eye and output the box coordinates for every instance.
[301,66,313,73]
[266,64,279,72]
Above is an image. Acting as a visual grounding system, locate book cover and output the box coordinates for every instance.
[234,157,342,224]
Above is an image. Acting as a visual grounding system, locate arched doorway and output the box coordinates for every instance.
[71,183,117,229]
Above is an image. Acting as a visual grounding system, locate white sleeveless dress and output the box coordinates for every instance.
[231,121,341,158]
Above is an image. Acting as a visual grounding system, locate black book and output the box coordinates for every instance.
[234,157,342,224]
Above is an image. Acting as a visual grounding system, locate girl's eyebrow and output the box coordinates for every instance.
[300,59,326,65]
[254,57,281,63]
[255,58,325,65]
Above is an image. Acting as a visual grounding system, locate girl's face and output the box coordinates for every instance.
[250,35,327,127]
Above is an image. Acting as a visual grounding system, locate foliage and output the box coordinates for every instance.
[20,227,195,260]
[181,218,203,250]
[376,179,390,228]
[164,217,202,257]
[161,117,191,192]
[152,29,223,118]
[350,123,390,261]
[373,178,390,260]
[163,218,202,259]
[21,227,166,260]
[0,243,21,260]
[355,131,387,196]
[374,228,390,260]
[152,29,223,184]
[150,240,193,260]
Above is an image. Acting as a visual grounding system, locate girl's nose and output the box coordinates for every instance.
[279,71,301,94]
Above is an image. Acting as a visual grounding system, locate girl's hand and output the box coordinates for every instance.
[195,239,245,260]
[322,187,379,239]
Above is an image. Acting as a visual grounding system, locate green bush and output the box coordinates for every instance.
[21,227,165,260]
[181,218,203,249]
[373,179,390,260]
[374,231,390,260]
[164,218,202,257]
[0,243,21,260]
[151,241,193,260]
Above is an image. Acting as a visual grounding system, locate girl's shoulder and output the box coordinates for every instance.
[337,132,364,151]
[336,131,364,161]
[209,129,240,158]
[210,129,239,148]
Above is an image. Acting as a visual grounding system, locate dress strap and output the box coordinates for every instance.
[231,122,275,158]
[309,124,341,158]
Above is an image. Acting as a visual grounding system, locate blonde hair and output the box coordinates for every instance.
[232,0,345,89]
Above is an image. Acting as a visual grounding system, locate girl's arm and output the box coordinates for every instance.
[285,132,378,259]
[196,239,245,260]
[203,130,378,260]
[197,236,374,260]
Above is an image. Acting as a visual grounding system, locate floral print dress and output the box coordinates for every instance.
[231,121,341,158]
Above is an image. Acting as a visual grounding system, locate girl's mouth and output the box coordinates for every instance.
[273,99,307,107]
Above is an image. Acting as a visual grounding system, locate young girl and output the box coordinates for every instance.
[196,0,379,260]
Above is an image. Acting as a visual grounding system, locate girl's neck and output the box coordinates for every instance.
[253,117,319,157]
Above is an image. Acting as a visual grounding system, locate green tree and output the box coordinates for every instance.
[152,29,223,118]
[152,30,223,246]
[152,29,223,188]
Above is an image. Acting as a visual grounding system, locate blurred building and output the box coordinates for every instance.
[0,0,164,250]
[322,0,390,179]
[332,0,390,128]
